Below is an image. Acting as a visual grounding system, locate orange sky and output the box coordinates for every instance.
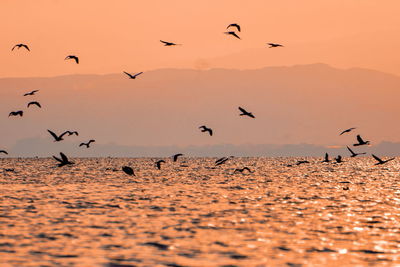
[1,0,400,77]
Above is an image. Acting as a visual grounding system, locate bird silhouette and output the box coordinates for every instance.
[372,154,395,165]
[199,126,213,136]
[27,101,41,108]
[65,55,79,64]
[234,167,253,173]
[79,140,95,148]
[123,71,143,79]
[238,106,255,118]
[322,153,330,163]
[227,23,241,32]
[47,130,68,142]
[160,40,181,46]
[267,43,284,48]
[353,135,370,146]
[224,31,241,39]
[340,127,356,135]
[347,146,366,157]
[172,153,183,162]
[296,160,309,165]
[9,111,23,117]
[65,131,79,136]
[0,150,8,155]
[23,90,39,96]
[122,166,135,176]
[12,44,30,51]
[215,156,234,166]
[53,152,74,167]
[335,155,344,163]
[156,160,166,170]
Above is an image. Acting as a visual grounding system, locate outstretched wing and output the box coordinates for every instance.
[88,139,95,144]
[238,107,247,113]
[53,155,62,162]
[231,32,241,39]
[160,40,171,45]
[134,72,143,78]
[47,130,59,140]
[372,154,383,163]
[346,146,355,155]
[208,129,213,136]
[22,44,30,51]
[227,24,241,32]
[356,135,364,143]
[59,131,69,139]
[74,57,79,64]
[123,71,133,78]
[12,45,17,51]
[60,152,69,162]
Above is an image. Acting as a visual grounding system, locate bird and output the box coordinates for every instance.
[27,101,41,108]
[267,43,284,48]
[53,152,74,167]
[9,111,23,117]
[79,140,95,148]
[224,31,241,39]
[0,150,8,155]
[65,131,79,136]
[238,106,255,118]
[234,167,253,173]
[12,43,30,51]
[215,156,233,166]
[322,153,330,163]
[160,40,181,46]
[335,155,344,163]
[296,160,309,165]
[23,90,39,96]
[340,127,356,135]
[172,153,183,162]
[372,154,395,165]
[155,160,166,170]
[199,126,213,136]
[227,23,241,32]
[123,71,143,79]
[122,166,135,176]
[347,146,366,157]
[353,135,370,146]
[47,130,68,142]
[65,55,79,64]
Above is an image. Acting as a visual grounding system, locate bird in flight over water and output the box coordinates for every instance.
[65,55,79,64]
[347,146,366,157]
[156,160,166,170]
[9,111,23,117]
[53,152,74,167]
[24,90,39,96]
[227,23,241,32]
[335,155,344,163]
[238,106,255,118]
[12,43,30,51]
[215,156,233,166]
[65,131,79,136]
[123,71,143,79]
[322,153,330,163]
[27,101,41,108]
[199,125,213,136]
[79,140,95,148]
[353,135,370,146]
[47,130,68,142]
[122,166,135,176]
[340,127,356,135]
[372,154,395,165]
[296,160,309,165]
[0,150,8,155]
[234,167,253,173]
[160,40,181,46]
[224,31,241,39]
[267,43,284,48]
[172,153,183,162]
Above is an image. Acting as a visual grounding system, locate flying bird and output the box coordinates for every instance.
[322,153,330,163]
[215,156,233,166]
[27,101,41,108]
[9,111,23,117]
[123,71,143,79]
[12,43,30,51]
[65,131,79,136]
[23,90,39,96]
[296,160,309,165]
[340,127,356,135]
[160,40,181,46]
[347,146,366,157]
[238,106,255,118]
[227,23,241,32]
[65,55,79,64]
[372,154,395,165]
[47,130,68,142]
[155,160,166,170]
[224,31,241,39]
[199,125,213,136]
[172,153,183,162]
[53,152,74,167]
[0,150,8,155]
[122,166,135,176]
[79,140,95,148]
[267,43,284,48]
[234,167,253,173]
[335,155,344,163]
[353,135,370,146]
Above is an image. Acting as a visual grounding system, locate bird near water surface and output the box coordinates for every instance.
[122,166,135,176]
[53,152,74,167]
[347,146,366,157]
[372,154,395,165]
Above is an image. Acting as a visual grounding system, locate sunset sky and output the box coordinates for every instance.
[2,0,400,77]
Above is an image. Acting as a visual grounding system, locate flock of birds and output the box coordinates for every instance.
[3,23,396,176]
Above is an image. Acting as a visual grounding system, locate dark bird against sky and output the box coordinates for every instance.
[27,101,41,108]
[12,43,30,51]
[224,31,241,39]
[9,111,23,117]
[199,125,213,136]
[172,153,183,162]
[47,130,68,142]
[79,140,95,148]
[353,135,370,146]
[267,43,284,48]
[65,55,79,64]
[156,160,166,170]
[65,131,79,136]
[227,23,241,32]
[123,71,143,79]
[372,154,395,165]
[347,146,366,157]
[238,106,255,118]
[23,90,39,96]
[340,127,356,135]
[0,150,8,155]
[160,40,180,46]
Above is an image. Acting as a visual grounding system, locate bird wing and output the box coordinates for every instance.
[231,32,241,39]
[134,72,143,77]
[356,135,364,143]
[123,71,133,78]
[12,45,17,51]
[238,106,247,113]
[47,130,59,140]
[23,45,30,51]
[59,131,69,138]
[74,57,79,64]
[346,146,355,155]
[372,154,383,163]
[28,101,41,108]
[53,155,62,162]
[60,152,69,162]
[208,129,213,136]
[79,143,85,147]
[0,150,8,154]
[89,140,95,144]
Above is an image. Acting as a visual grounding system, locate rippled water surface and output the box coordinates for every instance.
[1,157,399,266]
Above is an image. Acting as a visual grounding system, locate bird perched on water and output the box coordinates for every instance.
[122,166,135,176]
[353,135,370,146]
[238,106,255,118]
[0,150,8,155]
[296,160,309,165]
[53,152,74,167]
[123,71,143,79]
[227,23,241,32]
[322,153,330,163]
[267,43,284,48]
[27,101,41,108]
[172,153,183,162]
[9,111,23,117]
[155,160,166,170]
[65,55,79,64]
[340,127,356,135]
[79,140,95,148]
[335,155,344,163]
[47,130,68,142]
[23,90,39,96]
[160,40,181,46]
[372,154,395,165]
[65,131,79,136]
[234,167,253,174]
[347,146,366,157]
[224,31,241,39]
[199,126,213,136]
[12,43,30,51]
